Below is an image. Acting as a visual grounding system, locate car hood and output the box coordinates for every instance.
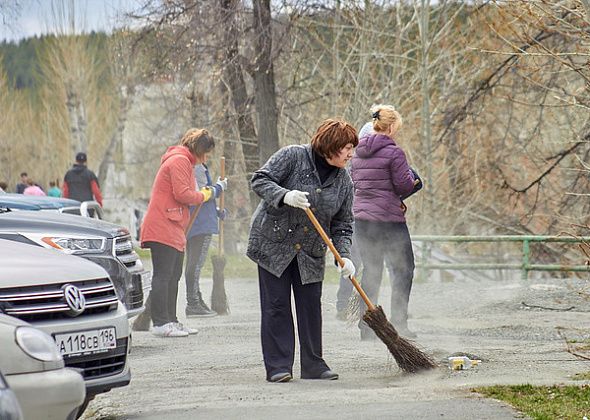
[0,211,126,238]
[0,239,110,287]
[0,193,80,210]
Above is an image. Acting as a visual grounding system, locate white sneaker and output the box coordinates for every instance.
[151,322,189,337]
[175,322,198,335]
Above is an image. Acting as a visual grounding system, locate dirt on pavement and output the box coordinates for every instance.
[83,269,590,419]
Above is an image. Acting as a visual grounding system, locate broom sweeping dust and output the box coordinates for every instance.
[304,207,437,373]
[211,156,229,315]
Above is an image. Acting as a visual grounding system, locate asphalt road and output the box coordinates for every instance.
[83,270,590,419]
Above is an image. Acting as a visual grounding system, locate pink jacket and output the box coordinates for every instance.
[23,185,46,196]
[140,146,207,251]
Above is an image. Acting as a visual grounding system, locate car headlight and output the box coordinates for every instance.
[41,236,106,254]
[15,327,62,362]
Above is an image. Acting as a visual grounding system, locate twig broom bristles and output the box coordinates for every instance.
[304,208,437,373]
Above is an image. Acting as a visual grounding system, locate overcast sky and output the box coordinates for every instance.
[0,0,141,42]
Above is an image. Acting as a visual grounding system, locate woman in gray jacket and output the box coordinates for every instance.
[247,119,358,383]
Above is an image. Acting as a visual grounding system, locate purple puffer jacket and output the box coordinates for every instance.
[351,133,415,223]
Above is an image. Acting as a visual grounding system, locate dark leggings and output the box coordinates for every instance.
[184,234,212,305]
[145,241,184,327]
[355,220,415,332]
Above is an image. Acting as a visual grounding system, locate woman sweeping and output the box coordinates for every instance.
[247,119,359,383]
[140,128,216,337]
[351,104,419,340]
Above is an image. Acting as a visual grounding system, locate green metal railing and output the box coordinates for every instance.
[412,235,590,280]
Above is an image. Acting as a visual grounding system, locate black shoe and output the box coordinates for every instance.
[360,329,378,341]
[186,296,217,318]
[268,372,292,383]
[397,328,417,339]
[319,370,339,380]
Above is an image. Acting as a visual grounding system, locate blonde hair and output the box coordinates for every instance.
[370,104,402,134]
[179,128,215,156]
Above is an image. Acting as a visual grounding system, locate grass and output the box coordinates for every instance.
[573,372,590,381]
[475,384,590,420]
[135,247,343,282]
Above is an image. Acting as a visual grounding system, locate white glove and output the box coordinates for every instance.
[283,190,310,209]
[337,257,356,278]
[216,177,228,191]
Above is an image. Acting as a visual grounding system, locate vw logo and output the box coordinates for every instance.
[62,284,86,316]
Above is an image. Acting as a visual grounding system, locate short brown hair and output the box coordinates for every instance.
[180,128,215,156]
[311,119,358,159]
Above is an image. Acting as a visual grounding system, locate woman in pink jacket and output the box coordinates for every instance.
[141,128,216,337]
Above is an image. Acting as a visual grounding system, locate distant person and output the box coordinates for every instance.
[47,181,62,198]
[15,172,28,194]
[63,152,103,206]
[185,163,227,318]
[23,179,46,196]
[140,128,217,338]
[0,181,7,193]
[350,104,420,340]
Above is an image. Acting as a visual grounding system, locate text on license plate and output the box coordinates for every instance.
[54,327,117,356]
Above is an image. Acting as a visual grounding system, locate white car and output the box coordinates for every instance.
[0,370,24,420]
[0,239,131,417]
[0,314,85,420]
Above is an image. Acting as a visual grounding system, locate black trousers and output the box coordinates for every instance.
[145,241,184,327]
[355,220,415,335]
[258,258,329,380]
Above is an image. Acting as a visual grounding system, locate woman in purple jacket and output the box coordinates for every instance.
[350,104,418,340]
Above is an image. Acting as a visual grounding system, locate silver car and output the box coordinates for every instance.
[0,370,24,420]
[0,239,131,417]
[0,314,85,420]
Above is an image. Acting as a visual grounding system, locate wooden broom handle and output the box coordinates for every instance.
[304,207,375,311]
[218,157,225,256]
[185,204,202,236]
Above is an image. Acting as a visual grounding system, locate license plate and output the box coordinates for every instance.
[54,327,117,356]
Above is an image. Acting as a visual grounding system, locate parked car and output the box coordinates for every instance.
[0,193,103,218]
[0,370,23,420]
[0,208,149,317]
[0,314,85,420]
[0,239,131,417]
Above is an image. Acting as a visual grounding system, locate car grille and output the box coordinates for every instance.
[114,235,140,269]
[65,337,128,380]
[0,278,118,322]
[129,273,144,310]
[114,234,145,309]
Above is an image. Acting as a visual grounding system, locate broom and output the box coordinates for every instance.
[211,156,229,315]
[304,207,437,373]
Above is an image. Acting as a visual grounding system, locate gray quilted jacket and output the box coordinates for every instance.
[247,144,354,284]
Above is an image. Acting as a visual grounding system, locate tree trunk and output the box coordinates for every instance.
[220,0,258,172]
[251,0,279,165]
[97,86,133,189]
[219,0,261,213]
[66,87,86,155]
